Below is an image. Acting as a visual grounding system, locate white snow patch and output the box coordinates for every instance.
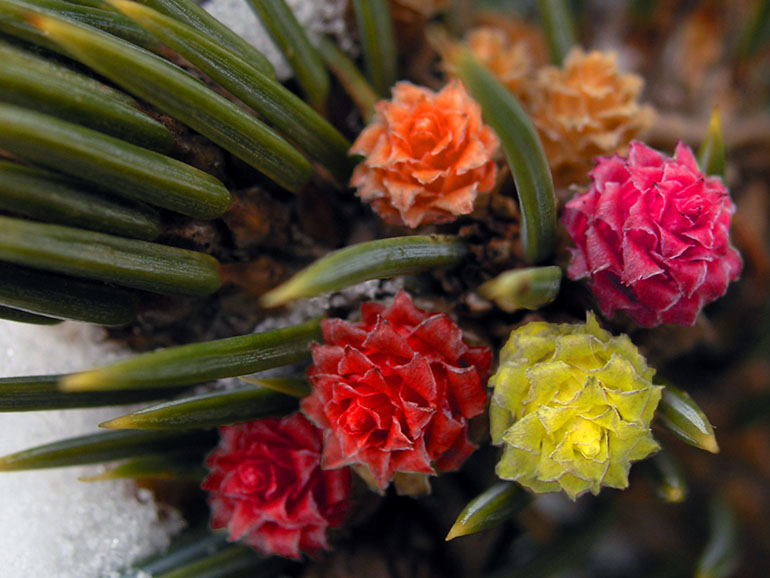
[201,0,350,80]
[0,321,183,578]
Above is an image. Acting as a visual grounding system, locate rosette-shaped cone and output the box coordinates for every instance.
[562,141,743,327]
[202,413,351,559]
[302,290,491,489]
[489,313,663,500]
[528,48,655,187]
[460,19,547,103]
[350,81,499,228]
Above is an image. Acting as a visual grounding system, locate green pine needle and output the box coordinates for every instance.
[61,318,322,392]
[261,235,467,308]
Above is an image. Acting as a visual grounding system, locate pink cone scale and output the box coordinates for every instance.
[562,141,742,327]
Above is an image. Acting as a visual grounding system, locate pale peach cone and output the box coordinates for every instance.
[528,48,655,188]
[350,80,499,228]
[463,17,548,104]
[463,27,536,103]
